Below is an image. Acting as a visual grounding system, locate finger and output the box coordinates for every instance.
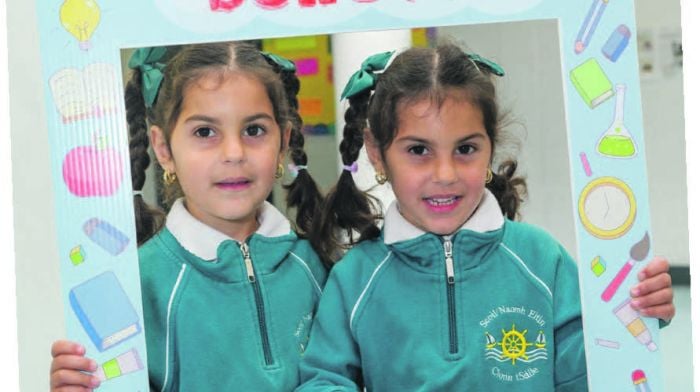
[53,386,94,392]
[631,272,672,297]
[50,355,97,374]
[51,341,85,358]
[50,369,101,390]
[631,287,674,310]
[638,303,676,322]
[53,385,95,391]
[637,256,670,281]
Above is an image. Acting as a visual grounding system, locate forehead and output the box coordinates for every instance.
[396,92,484,133]
[181,71,273,110]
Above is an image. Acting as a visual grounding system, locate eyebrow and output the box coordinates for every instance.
[182,113,275,124]
[395,133,487,145]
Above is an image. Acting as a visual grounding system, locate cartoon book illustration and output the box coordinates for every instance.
[569,58,614,108]
[69,271,141,352]
[49,63,119,123]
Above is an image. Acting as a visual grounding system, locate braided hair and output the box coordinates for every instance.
[126,42,323,247]
[311,43,527,263]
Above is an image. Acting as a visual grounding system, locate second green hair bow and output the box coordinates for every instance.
[128,47,167,108]
[261,51,296,72]
[340,51,395,100]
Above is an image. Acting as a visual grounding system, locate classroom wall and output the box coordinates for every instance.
[8,1,687,391]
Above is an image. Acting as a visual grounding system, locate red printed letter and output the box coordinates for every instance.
[255,0,288,9]
[210,0,244,11]
[299,0,336,6]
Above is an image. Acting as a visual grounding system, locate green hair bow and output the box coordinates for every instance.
[340,51,395,100]
[261,51,296,72]
[467,53,505,77]
[128,47,167,108]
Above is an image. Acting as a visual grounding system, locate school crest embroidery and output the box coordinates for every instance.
[480,305,549,383]
[484,324,548,365]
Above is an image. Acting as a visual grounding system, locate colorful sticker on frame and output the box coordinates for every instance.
[35,0,663,390]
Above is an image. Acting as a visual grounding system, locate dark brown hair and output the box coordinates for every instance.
[126,42,323,246]
[312,43,526,264]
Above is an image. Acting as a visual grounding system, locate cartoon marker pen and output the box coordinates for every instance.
[632,369,651,392]
[575,0,609,54]
[613,298,657,351]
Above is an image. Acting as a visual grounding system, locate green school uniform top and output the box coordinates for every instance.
[297,190,588,392]
[138,198,327,392]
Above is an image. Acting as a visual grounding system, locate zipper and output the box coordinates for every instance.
[444,239,458,354]
[240,242,274,366]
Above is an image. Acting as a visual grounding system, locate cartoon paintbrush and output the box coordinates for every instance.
[601,232,650,302]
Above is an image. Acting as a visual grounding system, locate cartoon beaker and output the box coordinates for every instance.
[596,84,637,158]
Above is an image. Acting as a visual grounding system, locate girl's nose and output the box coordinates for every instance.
[434,156,458,185]
[222,135,245,163]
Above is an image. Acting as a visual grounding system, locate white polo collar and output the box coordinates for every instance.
[383,189,505,245]
[165,198,291,261]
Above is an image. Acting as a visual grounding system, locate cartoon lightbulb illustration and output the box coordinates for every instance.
[60,0,101,50]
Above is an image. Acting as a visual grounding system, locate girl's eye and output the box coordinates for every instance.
[457,144,476,155]
[244,124,266,137]
[408,145,429,155]
[194,127,216,138]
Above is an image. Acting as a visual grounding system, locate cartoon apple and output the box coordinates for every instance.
[62,145,124,197]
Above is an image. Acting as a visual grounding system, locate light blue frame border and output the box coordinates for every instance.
[34,1,661,390]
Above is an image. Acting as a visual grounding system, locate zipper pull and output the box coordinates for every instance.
[444,239,455,284]
[240,242,256,283]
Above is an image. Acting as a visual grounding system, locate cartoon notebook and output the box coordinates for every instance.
[69,271,141,352]
[569,58,614,108]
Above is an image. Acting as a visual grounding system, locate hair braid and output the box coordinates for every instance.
[125,69,165,245]
[311,90,381,265]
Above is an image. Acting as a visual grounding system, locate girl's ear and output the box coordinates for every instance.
[279,121,292,161]
[364,128,385,174]
[150,126,175,173]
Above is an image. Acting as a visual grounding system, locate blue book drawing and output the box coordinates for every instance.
[69,271,141,352]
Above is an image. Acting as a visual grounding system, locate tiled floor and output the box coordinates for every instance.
[660,285,694,391]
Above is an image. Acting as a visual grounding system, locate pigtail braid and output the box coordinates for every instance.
[276,69,324,238]
[486,160,527,220]
[125,69,165,245]
[312,90,381,265]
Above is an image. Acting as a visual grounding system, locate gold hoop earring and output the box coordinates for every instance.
[485,168,493,184]
[275,163,285,179]
[163,170,177,186]
[375,172,387,185]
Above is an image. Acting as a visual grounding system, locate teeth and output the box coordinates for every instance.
[427,197,456,206]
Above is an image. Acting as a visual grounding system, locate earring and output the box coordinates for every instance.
[485,168,493,184]
[163,170,177,186]
[375,171,387,185]
[275,163,285,179]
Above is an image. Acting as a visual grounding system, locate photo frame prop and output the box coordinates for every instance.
[35,0,662,390]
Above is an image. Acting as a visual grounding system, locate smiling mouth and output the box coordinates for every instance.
[424,196,460,206]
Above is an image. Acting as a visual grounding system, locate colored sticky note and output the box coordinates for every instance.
[272,36,318,52]
[299,98,323,117]
[296,58,319,76]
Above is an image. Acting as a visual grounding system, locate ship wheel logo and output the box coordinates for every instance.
[500,324,533,365]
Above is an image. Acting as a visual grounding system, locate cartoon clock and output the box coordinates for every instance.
[578,176,636,240]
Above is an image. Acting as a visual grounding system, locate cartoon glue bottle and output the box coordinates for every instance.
[613,298,658,351]
[631,369,651,392]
